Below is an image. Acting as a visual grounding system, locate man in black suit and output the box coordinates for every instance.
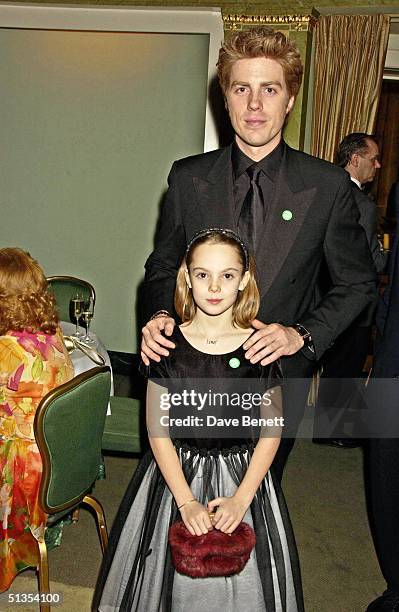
[386,179,399,228]
[364,213,399,611]
[341,134,386,274]
[314,133,386,447]
[141,27,376,480]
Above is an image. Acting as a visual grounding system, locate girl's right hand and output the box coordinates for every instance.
[180,501,213,536]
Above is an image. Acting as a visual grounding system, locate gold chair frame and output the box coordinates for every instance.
[34,367,110,612]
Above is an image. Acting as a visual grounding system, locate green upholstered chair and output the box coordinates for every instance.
[33,366,111,612]
[46,276,96,322]
[102,397,141,454]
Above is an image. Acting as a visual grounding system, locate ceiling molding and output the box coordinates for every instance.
[222,13,317,31]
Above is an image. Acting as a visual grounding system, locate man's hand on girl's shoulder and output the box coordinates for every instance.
[141,315,176,365]
[243,319,304,366]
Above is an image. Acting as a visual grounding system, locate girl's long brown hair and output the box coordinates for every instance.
[174,232,260,328]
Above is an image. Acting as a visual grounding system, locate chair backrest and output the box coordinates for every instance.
[46,276,96,322]
[34,366,111,514]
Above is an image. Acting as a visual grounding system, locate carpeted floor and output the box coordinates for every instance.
[6,440,385,612]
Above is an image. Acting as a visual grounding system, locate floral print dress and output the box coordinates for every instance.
[0,329,73,591]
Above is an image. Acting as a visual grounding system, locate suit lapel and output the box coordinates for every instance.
[257,146,316,297]
[192,146,236,231]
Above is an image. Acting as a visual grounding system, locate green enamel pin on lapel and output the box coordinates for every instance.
[282,210,293,221]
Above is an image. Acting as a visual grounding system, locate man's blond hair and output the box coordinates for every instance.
[217,27,303,98]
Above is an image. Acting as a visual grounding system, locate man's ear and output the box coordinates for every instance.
[286,95,295,115]
[350,153,360,168]
[184,268,192,289]
[239,271,250,291]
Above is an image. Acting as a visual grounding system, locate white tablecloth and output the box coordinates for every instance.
[61,321,113,413]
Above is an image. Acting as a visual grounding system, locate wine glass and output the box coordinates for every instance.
[81,296,95,344]
[69,293,85,338]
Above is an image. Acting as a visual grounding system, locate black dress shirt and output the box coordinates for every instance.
[231,139,285,230]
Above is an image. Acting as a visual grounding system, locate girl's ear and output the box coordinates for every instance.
[184,267,192,289]
[238,270,250,291]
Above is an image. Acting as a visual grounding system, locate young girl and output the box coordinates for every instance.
[94,229,303,611]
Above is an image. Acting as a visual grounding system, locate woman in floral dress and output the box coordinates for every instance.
[0,247,73,591]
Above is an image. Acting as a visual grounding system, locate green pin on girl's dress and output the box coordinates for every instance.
[229,357,240,369]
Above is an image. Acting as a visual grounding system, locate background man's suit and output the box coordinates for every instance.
[364,209,399,601]
[386,180,399,226]
[144,142,376,478]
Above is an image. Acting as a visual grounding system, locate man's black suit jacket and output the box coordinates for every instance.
[386,180,399,224]
[365,225,399,435]
[374,224,399,378]
[144,143,376,375]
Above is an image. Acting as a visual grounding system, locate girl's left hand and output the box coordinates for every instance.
[207,496,249,534]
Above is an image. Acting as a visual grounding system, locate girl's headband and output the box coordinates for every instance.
[185,228,249,271]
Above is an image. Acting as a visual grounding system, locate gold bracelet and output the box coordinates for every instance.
[178,498,196,510]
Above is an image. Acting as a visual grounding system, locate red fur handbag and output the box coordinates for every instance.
[168,520,256,578]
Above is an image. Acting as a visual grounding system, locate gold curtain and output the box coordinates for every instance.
[311,15,390,162]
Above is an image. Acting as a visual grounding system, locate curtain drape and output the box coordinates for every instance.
[311,15,390,162]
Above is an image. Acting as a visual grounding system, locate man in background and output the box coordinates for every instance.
[339,133,386,274]
[365,218,399,611]
[386,178,399,228]
[314,133,385,448]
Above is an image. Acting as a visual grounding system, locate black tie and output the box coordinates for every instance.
[238,164,264,253]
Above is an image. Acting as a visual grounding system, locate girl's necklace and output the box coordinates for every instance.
[193,321,219,345]
[194,322,234,346]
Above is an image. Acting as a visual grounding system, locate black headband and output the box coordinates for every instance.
[185,228,249,271]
